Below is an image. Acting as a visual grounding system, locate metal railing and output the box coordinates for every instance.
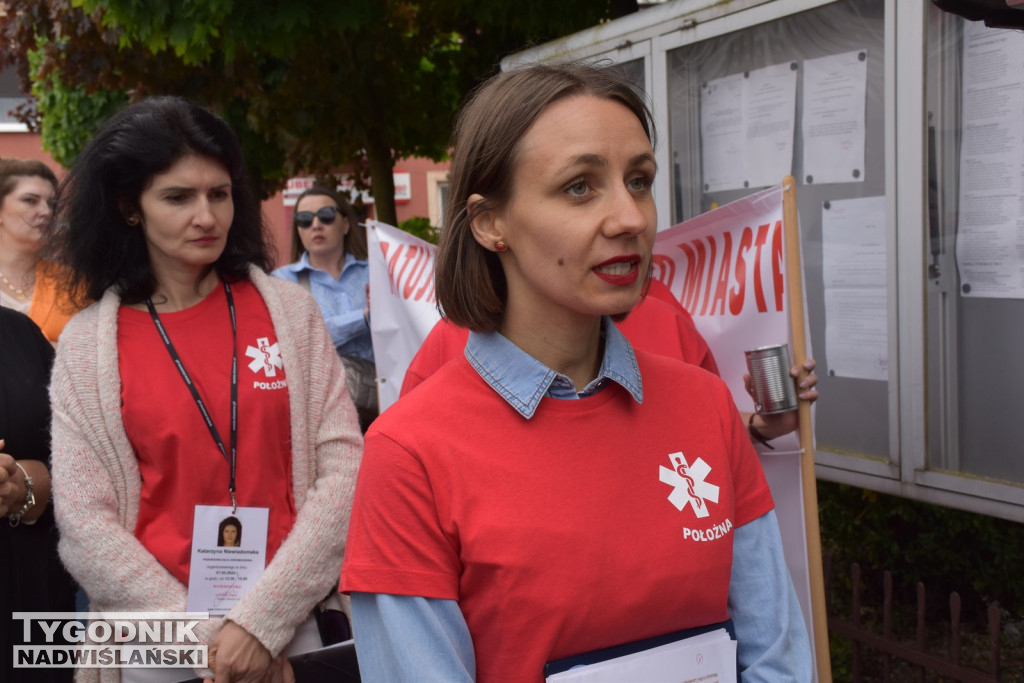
[825,557,1003,682]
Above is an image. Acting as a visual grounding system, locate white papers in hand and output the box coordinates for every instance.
[545,628,736,683]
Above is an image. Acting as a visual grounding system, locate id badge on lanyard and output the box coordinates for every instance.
[186,504,269,616]
[147,283,270,615]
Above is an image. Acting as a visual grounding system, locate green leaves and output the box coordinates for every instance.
[6,0,615,221]
[27,43,128,167]
[819,481,1024,614]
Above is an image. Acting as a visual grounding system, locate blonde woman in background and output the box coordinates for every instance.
[0,159,77,343]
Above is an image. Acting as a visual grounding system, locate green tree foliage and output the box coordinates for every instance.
[26,48,129,165]
[818,481,1024,617]
[0,0,611,225]
[398,215,438,245]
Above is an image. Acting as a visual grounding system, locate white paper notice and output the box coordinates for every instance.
[546,629,736,683]
[822,196,888,380]
[186,505,269,617]
[802,50,868,185]
[700,63,797,192]
[954,21,1024,299]
[701,73,746,193]
[745,62,799,190]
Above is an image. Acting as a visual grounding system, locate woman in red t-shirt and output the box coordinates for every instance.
[342,62,812,682]
[48,97,362,683]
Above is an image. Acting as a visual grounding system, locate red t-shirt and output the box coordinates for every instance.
[343,350,773,682]
[118,280,296,585]
[399,280,719,397]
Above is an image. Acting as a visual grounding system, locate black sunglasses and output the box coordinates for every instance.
[295,206,343,229]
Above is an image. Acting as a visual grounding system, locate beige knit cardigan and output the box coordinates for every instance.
[49,266,363,682]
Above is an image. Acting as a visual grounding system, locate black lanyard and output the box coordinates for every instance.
[146,280,239,512]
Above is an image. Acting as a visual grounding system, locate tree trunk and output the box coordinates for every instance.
[359,97,398,227]
[367,145,397,227]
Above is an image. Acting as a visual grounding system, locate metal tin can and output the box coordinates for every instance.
[744,343,798,414]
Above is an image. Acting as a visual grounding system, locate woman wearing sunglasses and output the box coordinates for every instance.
[272,187,377,432]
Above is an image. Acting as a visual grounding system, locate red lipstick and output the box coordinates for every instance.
[593,255,641,286]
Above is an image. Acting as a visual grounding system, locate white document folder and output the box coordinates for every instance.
[545,628,736,683]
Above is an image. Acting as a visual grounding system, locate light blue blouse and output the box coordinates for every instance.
[271,252,373,362]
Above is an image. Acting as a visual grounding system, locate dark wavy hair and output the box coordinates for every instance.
[51,96,272,306]
[217,516,242,547]
[289,186,367,262]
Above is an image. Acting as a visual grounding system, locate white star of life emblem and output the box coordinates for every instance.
[659,451,720,519]
[245,337,283,377]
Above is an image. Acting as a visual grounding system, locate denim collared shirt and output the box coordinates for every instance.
[464,317,643,418]
[349,318,812,681]
[272,252,373,362]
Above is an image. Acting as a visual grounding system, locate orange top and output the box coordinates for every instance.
[28,262,78,343]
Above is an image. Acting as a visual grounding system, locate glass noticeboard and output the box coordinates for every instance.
[665,0,892,466]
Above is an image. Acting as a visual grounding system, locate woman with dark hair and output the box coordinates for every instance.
[53,99,271,307]
[217,517,242,547]
[341,63,811,681]
[272,186,376,432]
[48,97,362,683]
[0,159,78,342]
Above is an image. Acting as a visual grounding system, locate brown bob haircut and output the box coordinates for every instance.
[0,159,58,205]
[289,186,367,262]
[434,61,656,333]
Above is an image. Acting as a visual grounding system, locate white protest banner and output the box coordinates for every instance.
[652,182,824,679]
[653,185,794,447]
[366,220,441,411]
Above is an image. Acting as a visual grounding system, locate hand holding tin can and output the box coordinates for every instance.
[744,343,799,414]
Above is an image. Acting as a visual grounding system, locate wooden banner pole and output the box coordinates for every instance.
[782,176,832,682]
